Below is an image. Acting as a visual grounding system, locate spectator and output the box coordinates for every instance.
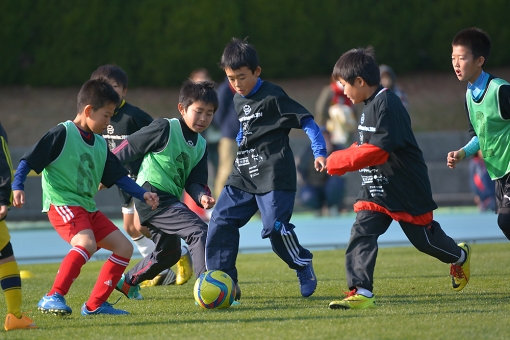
[469,150,496,211]
[379,64,409,111]
[297,131,346,215]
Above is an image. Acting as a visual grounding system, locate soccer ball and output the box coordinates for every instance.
[194,270,236,309]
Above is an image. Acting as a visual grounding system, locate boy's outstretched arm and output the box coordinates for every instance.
[11,159,32,208]
[115,175,159,210]
[447,136,479,169]
[327,143,389,176]
[301,117,328,172]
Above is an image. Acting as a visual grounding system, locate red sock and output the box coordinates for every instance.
[49,246,90,296]
[86,254,130,311]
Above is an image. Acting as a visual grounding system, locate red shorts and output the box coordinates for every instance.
[47,205,118,243]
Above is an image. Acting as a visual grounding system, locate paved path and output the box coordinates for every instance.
[8,208,505,264]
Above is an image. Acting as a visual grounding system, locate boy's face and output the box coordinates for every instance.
[178,101,215,133]
[337,77,366,105]
[106,79,127,101]
[225,66,261,96]
[84,103,116,134]
[452,45,484,83]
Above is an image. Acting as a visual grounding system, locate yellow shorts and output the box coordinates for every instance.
[0,219,11,251]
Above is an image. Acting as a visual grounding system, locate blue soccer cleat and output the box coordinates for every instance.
[296,261,317,297]
[81,302,129,316]
[37,292,72,316]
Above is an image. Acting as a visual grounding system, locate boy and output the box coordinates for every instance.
[205,38,327,300]
[447,27,510,239]
[11,79,159,316]
[113,80,217,299]
[326,47,471,310]
[0,122,36,331]
[90,65,189,286]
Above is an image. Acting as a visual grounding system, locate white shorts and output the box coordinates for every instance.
[122,199,135,215]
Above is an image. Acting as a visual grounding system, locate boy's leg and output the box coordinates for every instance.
[256,190,313,269]
[87,216,133,311]
[150,202,208,279]
[495,175,510,240]
[125,226,181,285]
[345,210,392,292]
[399,220,462,263]
[1,238,37,330]
[206,186,258,283]
[256,190,316,297]
[399,220,470,291]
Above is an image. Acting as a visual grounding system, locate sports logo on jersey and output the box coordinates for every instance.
[360,113,365,124]
[106,125,114,134]
[243,105,251,115]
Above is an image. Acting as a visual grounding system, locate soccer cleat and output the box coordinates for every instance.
[234,282,241,301]
[176,249,193,285]
[4,313,37,331]
[115,274,143,300]
[140,269,176,287]
[450,242,471,291]
[81,302,129,316]
[296,261,317,297]
[37,292,72,315]
[329,289,376,310]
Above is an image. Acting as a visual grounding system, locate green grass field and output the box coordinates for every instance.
[3,243,510,340]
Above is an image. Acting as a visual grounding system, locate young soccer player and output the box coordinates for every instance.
[11,79,159,316]
[113,80,217,299]
[326,47,471,310]
[90,65,189,286]
[205,38,327,300]
[0,122,37,331]
[447,27,510,239]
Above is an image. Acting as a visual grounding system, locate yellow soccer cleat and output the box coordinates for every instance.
[450,242,471,291]
[176,251,193,285]
[329,289,376,310]
[140,269,176,287]
[4,313,37,331]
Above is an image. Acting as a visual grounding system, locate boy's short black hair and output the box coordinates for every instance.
[179,80,219,112]
[452,27,491,67]
[219,38,259,73]
[332,46,380,87]
[77,78,120,113]
[90,64,129,88]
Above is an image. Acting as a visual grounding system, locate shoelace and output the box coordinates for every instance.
[343,289,357,297]
[450,264,465,279]
[297,269,310,284]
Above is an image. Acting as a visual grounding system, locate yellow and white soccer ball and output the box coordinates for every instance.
[194,270,236,309]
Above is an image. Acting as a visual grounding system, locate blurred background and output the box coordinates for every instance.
[1,0,509,220]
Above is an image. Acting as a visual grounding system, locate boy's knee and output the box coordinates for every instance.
[497,211,510,239]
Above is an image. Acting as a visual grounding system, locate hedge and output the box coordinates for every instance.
[0,0,508,87]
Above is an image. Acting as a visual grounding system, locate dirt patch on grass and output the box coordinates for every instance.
[2,67,510,147]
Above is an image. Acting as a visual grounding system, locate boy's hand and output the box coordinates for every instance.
[200,195,216,209]
[143,192,159,210]
[98,183,106,190]
[0,205,7,220]
[447,149,466,169]
[12,190,25,208]
[314,156,327,172]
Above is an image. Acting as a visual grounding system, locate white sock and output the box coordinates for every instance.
[356,287,373,298]
[180,245,189,257]
[132,235,156,258]
[454,249,466,265]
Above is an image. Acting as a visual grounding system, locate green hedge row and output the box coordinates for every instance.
[1,0,508,87]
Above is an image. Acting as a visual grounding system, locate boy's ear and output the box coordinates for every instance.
[177,103,186,115]
[254,66,262,77]
[356,76,365,87]
[476,56,485,67]
[83,104,93,117]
